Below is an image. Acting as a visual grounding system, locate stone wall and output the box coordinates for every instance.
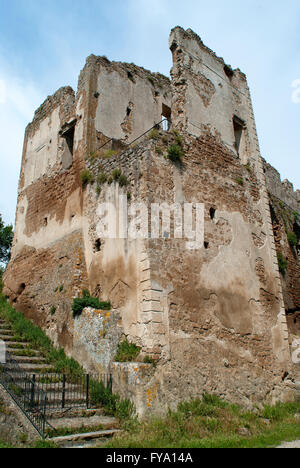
[3,27,298,415]
[264,159,300,214]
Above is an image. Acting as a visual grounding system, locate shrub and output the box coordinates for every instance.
[287,231,297,248]
[167,144,183,163]
[102,150,116,159]
[81,170,94,188]
[50,306,56,316]
[114,339,141,362]
[112,169,122,181]
[118,174,129,187]
[72,293,111,318]
[235,177,244,186]
[172,129,183,147]
[143,355,157,366]
[155,146,163,155]
[97,172,108,185]
[149,129,159,140]
[277,252,288,276]
[293,211,298,222]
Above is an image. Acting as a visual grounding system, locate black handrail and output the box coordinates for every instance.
[0,352,47,438]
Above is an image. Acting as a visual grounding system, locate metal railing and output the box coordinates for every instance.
[0,352,47,438]
[34,372,112,411]
[0,352,113,438]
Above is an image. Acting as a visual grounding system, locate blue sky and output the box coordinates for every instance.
[0,0,299,225]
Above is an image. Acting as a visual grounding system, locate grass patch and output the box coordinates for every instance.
[0,293,134,421]
[235,177,244,186]
[167,144,184,163]
[118,174,129,188]
[103,395,300,448]
[149,129,159,140]
[277,251,288,276]
[81,170,94,188]
[114,339,141,363]
[143,356,157,366]
[112,169,122,181]
[287,231,297,248]
[0,294,83,376]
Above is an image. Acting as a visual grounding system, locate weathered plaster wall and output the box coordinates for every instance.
[82,55,172,152]
[3,27,297,415]
[3,86,89,352]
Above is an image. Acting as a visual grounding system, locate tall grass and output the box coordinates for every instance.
[104,394,300,449]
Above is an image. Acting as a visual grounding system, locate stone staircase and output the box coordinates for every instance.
[0,318,121,448]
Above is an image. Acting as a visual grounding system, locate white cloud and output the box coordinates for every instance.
[0,63,44,225]
[292,79,300,104]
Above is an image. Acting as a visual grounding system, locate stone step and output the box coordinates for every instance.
[0,329,13,334]
[0,334,28,343]
[1,341,31,348]
[45,407,105,419]
[18,363,55,372]
[9,355,46,364]
[49,429,120,448]
[7,348,42,356]
[47,414,118,432]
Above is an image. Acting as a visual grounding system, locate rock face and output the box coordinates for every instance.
[3,27,299,416]
[0,386,39,445]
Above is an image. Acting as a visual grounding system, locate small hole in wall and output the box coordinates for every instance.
[209,208,216,220]
[95,239,102,252]
[17,283,26,294]
[44,217,48,226]
[204,242,209,249]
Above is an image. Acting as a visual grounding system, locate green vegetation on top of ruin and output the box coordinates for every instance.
[114,338,141,363]
[277,251,288,276]
[72,290,111,318]
[102,394,300,449]
[287,231,298,248]
[81,169,94,188]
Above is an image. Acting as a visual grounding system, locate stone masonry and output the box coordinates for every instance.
[3,27,299,416]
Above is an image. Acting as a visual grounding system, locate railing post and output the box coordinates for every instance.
[62,374,66,409]
[86,374,90,409]
[30,374,36,408]
[41,395,47,439]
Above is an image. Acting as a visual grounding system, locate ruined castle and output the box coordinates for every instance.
[3,27,300,416]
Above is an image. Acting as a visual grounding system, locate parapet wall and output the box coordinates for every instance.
[263,159,300,214]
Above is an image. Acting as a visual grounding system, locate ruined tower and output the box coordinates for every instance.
[4,27,299,415]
